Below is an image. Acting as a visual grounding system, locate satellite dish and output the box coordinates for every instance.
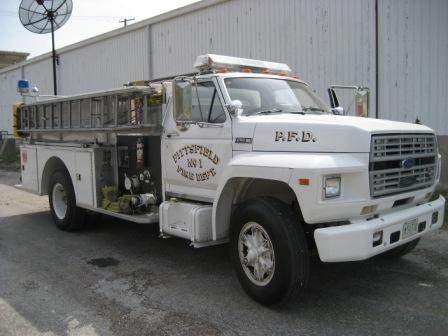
[18,0,73,95]
[19,0,72,34]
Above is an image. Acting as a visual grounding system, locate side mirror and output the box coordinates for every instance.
[226,99,243,116]
[355,87,370,117]
[173,78,192,121]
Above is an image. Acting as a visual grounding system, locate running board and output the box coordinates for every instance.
[79,204,159,224]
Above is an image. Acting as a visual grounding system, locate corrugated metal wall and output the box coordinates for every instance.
[378,0,448,135]
[151,0,376,113]
[0,27,149,133]
[23,58,53,95]
[59,27,149,95]
[0,0,447,137]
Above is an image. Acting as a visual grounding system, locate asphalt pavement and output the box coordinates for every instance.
[1,169,447,336]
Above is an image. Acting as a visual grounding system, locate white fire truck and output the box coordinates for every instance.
[15,54,445,306]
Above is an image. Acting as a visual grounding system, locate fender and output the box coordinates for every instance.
[40,155,74,195]
[28,146,95,207]
[212,152,369,240]
[212,153,293,240]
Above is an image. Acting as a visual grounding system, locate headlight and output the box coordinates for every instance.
[323,175,341,199]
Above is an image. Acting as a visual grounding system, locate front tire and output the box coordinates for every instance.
[230,197,309,307]
[49,170,85,231]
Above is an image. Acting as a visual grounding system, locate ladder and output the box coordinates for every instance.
[17,84,165,135]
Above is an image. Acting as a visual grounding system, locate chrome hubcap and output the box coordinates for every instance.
[238,221,275,286]
[52,183,68,219]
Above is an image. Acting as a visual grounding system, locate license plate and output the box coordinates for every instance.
[402,218,419,239]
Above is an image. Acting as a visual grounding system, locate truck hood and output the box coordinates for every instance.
[233,114,434,153]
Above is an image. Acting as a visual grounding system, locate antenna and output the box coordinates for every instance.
[119,17,135,27]
[19,0,73,96]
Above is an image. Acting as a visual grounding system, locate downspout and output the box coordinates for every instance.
[375,0,379,119]
[147,24,153,80]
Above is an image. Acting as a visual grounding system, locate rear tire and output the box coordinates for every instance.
[230,197,309,307]
[49,170,85,231]
[381,238,420,258]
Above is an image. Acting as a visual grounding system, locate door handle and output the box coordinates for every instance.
[166,131,179,138]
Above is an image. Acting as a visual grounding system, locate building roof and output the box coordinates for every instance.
[0,51,30,69]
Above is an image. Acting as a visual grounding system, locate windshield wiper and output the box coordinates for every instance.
[301,106,326,113]
[286,111,306,115]
[247,108,283,116]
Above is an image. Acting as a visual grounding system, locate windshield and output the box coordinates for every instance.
[223,77,329,115]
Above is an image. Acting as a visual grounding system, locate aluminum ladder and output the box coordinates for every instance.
[17,85,165,134]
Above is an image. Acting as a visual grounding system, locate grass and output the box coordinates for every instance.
[0,142,20,171]
[0,151,19,164]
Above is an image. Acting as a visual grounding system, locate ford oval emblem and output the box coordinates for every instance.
[401,157,416,169]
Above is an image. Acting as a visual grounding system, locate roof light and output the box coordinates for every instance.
[17,79,30,94]
[241,68,252,73]
[194,54,292,75]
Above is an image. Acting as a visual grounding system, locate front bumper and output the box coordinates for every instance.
[314,195,445,262]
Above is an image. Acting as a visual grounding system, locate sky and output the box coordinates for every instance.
[0,0,200,58]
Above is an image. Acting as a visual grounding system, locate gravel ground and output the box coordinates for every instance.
[1,169,447,336]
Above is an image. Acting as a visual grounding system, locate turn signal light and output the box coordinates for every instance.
[298,178,310,186]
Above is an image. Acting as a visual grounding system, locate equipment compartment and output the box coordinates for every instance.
[94,135,162,217]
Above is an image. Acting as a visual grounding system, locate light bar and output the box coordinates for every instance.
[194,54,292,75]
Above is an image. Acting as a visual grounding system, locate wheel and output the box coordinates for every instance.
[230,197,309,307]
[381,238,420,258]
[49,170,85,231]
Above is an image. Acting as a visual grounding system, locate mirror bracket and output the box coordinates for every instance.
[327,85,370,117]
[331,106,344,115]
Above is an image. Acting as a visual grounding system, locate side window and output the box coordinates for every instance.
[192,81,226,123]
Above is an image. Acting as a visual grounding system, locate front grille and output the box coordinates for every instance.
[369,133,437,198]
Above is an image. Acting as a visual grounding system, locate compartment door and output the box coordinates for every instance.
[20,147,39,193]
[74,151,94,206]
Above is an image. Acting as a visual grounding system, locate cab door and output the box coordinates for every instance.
[162,77,232,202]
